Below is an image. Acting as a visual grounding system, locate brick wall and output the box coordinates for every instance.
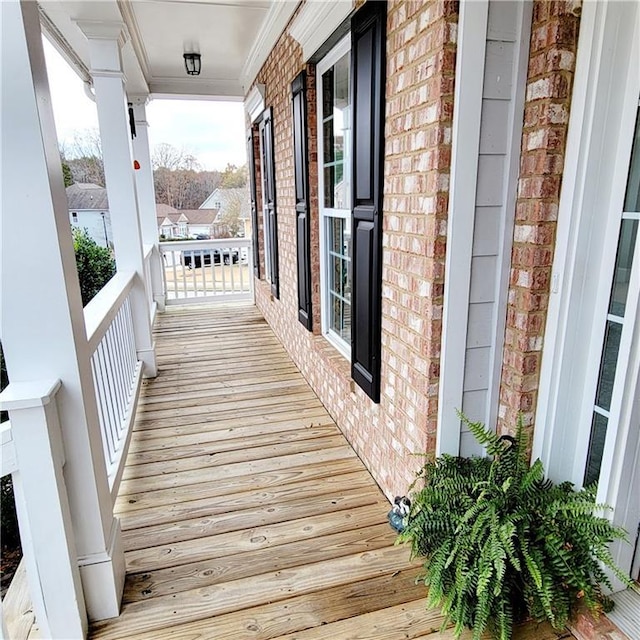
[251,0,458,499]
[497,0,581,438]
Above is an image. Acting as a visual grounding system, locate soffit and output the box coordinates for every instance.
[39,0,298,99]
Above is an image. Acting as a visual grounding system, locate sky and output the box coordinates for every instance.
[42,38,247,171]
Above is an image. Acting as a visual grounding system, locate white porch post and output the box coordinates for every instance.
[1,0,125,623]
[77,21,157,377]
[130,95,165,312]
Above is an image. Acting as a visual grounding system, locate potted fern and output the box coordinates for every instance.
[398,415,630,640]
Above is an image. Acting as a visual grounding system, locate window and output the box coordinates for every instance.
[292,70,312,329]
[247,128,260,278]
[318,36,352,356]
[71,212,78,223]
[259,107,279,298]
[313,1,386,402]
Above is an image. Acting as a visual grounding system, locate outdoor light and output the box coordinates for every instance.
[183,53,201,76]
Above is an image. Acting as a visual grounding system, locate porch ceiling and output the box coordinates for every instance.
[39,0,299,99]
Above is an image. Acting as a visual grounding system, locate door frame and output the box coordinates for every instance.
[534,0,640,586]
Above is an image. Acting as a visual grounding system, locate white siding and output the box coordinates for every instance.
[460,1,529,456]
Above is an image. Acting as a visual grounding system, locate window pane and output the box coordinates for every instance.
[609,218,639,316]
[324,166,335,208]
[342,300,351,342]
[584,412,608,486]
[322,67,334,120]
[594,320,623,411]
[330,217,343,253]
[624,108,640,212]
[323,119,335,165]
[326,216,352,341]
[321,51,350,210]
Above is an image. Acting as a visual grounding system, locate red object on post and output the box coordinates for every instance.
[133,160,141,170]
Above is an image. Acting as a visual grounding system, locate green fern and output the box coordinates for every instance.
[397,414,630,639]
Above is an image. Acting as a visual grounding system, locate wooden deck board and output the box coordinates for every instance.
[90,304,573,640]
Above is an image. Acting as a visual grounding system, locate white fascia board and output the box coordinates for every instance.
[289,0,354,61]
[241,0,301,93]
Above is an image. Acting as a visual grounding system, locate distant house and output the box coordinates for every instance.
[67,183,112,248]
[156,203,221,239]
[200,187,251,238]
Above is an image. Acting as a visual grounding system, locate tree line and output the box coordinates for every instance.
[60,129,247,210]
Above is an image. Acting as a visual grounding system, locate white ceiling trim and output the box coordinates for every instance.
[240,0,300,94]
[149,77,244,100]
[289,0,353,61]
[148,0,271,8]
[39,8,92,83]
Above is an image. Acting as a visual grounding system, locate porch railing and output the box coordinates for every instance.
[142,243,155,322]
[0,381,84,639]
[84,271,143,498]
[159,238,254,305]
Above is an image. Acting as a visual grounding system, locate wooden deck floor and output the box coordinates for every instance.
[90,304,573,640]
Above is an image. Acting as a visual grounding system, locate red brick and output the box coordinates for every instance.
[498,0,580,438]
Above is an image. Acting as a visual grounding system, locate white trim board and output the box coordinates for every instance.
[289,0,354,61]
[437,0,488,455]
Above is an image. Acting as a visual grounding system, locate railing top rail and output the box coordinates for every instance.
[84,271,136,354]
[159,238,252,252]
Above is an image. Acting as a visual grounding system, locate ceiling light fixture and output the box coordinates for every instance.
[183,52,201,76]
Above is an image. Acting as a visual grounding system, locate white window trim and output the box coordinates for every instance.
[317,35,352,359]
[534,0,640,586]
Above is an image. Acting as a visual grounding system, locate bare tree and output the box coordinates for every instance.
[152,143,200,172]
[216,186,249,238]
[60,128,105,186]
[152,142,211,208]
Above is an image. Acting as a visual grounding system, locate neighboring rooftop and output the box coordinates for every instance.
[156,205,219,226]
[66,183,109,210]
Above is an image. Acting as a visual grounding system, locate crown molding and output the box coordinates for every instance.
[117,0,152,81]
[240,0,300,93]
[74,20,128,49]
[289,0,353,61]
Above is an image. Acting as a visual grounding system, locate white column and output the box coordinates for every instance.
[1,381,86,639]
[130,95,165,311]
[1,0,125,621]
[77,21,157,377]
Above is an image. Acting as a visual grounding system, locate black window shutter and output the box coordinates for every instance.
[259,107,279,299]
[247,128,260,278]
[351,0,386,403]
[292,71,312,330]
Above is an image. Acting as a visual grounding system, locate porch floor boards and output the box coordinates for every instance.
[89,304,572,640]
